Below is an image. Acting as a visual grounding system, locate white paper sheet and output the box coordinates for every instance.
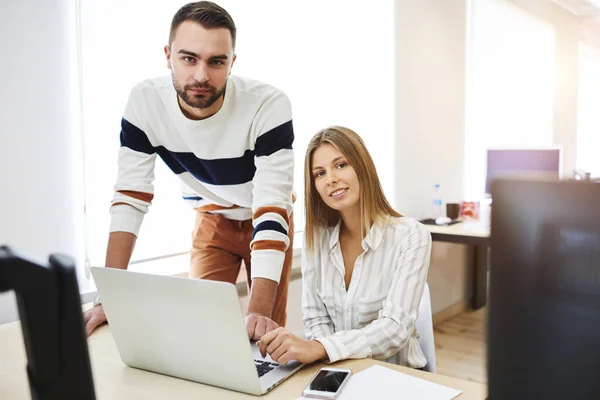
[297,365,463,400]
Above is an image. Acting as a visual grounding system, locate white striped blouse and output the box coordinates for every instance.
[301,216,432,368]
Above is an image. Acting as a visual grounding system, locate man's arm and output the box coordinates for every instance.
[245,278,279,340]
[85,86,157,336]
[105,231,137,270]
[246,90,295,339]
[84,231,137,336]
[247,278,277,316]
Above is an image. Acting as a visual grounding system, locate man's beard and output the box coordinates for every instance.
[173,78,226,109]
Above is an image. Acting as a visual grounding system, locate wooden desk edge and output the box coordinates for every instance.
[1,323,488,399]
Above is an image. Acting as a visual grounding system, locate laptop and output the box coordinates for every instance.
[90,267,303,396]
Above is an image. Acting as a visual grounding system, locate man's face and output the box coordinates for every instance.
[165,21,236,113]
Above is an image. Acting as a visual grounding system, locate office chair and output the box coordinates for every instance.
[416,283,436,372]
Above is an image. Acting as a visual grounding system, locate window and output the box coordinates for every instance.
[465,0,555,199]
[80,1,395,271]
[576,42,600,177]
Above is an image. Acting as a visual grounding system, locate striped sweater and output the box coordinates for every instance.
[110,75,294,283]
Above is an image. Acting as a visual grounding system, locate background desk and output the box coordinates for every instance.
[1,323,487,399]
[425,223,490,310]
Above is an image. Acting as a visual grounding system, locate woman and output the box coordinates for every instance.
[257,126,431,368]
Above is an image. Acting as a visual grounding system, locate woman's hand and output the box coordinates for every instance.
[257,327,328,365]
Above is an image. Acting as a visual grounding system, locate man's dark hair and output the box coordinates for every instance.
[169,1,237,47]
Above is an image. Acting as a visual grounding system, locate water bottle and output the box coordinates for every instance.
[480,193,492,229]
[432,184,443,219]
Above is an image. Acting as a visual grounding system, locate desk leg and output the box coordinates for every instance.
[470,245,488,310]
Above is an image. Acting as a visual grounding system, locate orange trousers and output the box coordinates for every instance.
[189,211,293,326]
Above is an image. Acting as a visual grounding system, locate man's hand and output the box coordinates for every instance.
[245,313,279,341]
[257,327,327,365]
[245,277,278,340]
[83,231,135,337]
[83,304,107,337]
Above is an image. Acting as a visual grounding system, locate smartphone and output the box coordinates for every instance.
[302,367,352,399]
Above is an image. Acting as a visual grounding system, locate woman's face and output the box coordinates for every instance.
[311,143,360,213]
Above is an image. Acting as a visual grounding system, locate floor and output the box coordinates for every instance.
[433,308,487,383]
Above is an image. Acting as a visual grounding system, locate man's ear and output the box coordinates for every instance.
[164,45,172,70]
[229,53,237,75]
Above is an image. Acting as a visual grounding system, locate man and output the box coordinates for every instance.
[83,1,294,341]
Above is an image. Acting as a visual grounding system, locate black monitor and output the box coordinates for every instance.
[489,179,600,400]
[485,148,561,195]
[0,246,96,400]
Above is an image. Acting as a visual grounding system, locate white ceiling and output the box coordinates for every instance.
[551,0,600,17]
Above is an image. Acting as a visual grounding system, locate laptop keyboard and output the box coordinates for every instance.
[254,359,280,377]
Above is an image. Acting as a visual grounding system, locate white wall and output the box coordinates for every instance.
[395,0,471,313]
[394,0,597,214]
[395,0,468,220]
[394,0,600,314]
[582,18,600,50]
[0,0,85,324]
[510,0,600,174]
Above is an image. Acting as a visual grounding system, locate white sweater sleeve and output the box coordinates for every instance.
[248,90,295,283]
[109,89,157,237]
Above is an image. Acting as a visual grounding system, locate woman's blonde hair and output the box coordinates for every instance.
[304,126,401,251]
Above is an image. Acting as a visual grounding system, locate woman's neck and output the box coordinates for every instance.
[340,206,362,240]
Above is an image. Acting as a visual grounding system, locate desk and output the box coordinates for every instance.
[1,323,487,399]
[425,222,490,310]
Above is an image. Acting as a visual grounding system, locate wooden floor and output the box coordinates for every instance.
[433,308,487,383]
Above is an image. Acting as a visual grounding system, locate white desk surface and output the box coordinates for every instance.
[425,221,490,239]
[1,322,487,399]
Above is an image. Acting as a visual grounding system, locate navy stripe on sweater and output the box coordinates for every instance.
[252,220,288,240]
[255,120,294,157]
[120,118,294,186]
[120,118,155,154]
